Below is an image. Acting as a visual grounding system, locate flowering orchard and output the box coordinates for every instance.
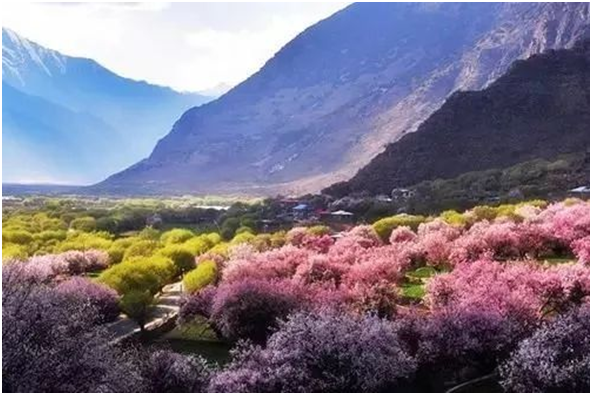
[2,199,589,392]
[181,199,590,391]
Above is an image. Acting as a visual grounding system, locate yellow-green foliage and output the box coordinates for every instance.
[439,210,470,227]
[235,226,254,235]
[204,232,222,245]
[69,216,97,232]
[99,255,175,296]
[519,199,548,209]
[107,246,126,265]
[251,233,272,251]
[183,260,218,294]
[183,236,212,256]
[209,242,230,257]
[307,225,331,236]
[158,245,195,274]
[231,231,255,245]
[470,205,498,222]
[138,227,161,240]
[56,231,113,253]
[494,204,523,222]
[372,214,426,242]
[122,240,161,260]
[160,228,195,244]
[119,290,154,328]
[2,244,28,260]
[270,231,286,248]
[2,230,34,245]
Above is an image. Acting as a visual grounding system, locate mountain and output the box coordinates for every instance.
[2,28,211,183]
[324,40,590,197]
[3,82,128,184]
[98,2,589,196]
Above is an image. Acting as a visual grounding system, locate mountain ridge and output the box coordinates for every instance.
[97,2,590,196]
[2,28,212,184]
[324,40,590,197]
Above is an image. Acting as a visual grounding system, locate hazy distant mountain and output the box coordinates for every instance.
[98,2,589,196]
[324,41,590,197]
[3,82,128,184]
[2,28,211,183]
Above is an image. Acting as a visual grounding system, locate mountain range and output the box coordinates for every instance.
[97,2,590,196]
[2,28,211,184]
[324,40,590,197]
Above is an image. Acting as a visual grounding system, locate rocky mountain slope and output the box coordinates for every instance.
[324,40,590,197]
[2,28,211,183]
[98,2,589,195]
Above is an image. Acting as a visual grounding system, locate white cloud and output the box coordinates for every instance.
[3,2,349,92]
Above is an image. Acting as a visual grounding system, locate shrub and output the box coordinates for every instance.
[107,246,126,264]
[205,232,222,245]
[2,244,28,260]
[144,350,213,392]
[500,308,590,392]
[3,229,34,245]
[307,225,331,236]
[119,290,154,330]
[70,216,97,232]
[235,226,254,235]
[230,231,255,245]
[99,256,175,296]
[416,307,534,387]
[373,214,426,242]
[183,260,218,294]
[209,279,304,343]
[3,275,145,392]
[123,239,161,260]
[159,245,195,275]
[55,277,120,323]
[439,210,470,227]
[56,231,113,252]
[209,311,416,392]
[470,205,498,221]
[182,236,212,256]
[160,229,195,245]
[61,249,110,274]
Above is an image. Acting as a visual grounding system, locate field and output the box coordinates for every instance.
[2,197,589,392]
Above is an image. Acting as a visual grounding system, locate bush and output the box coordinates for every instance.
[55,277,120,323]
[144,350,213,392]
[123,240,160,260]
[99,256,175,296]
[373,214,426,242]
[209,279,303,343]
[159,245,196,275]
[500,308,590,393]
[56,231,113,253]
[107,246,126,264]
[160,229,195,245]
[183,260,218,294]
[61,249,110,274]
[3,275,145,392]
[70,216,97,232]
[3,230,34,245]
[209,311,416,392]
[235,226,254,235]
[2,244,28,260]
[307,225,331,236]
[230,231,255,245]
[182,236,212,256]
[119,290,154,330]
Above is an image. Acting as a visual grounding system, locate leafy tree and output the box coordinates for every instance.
[70,216,97,232]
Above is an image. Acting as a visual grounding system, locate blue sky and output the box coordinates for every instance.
[3,2,349,93]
